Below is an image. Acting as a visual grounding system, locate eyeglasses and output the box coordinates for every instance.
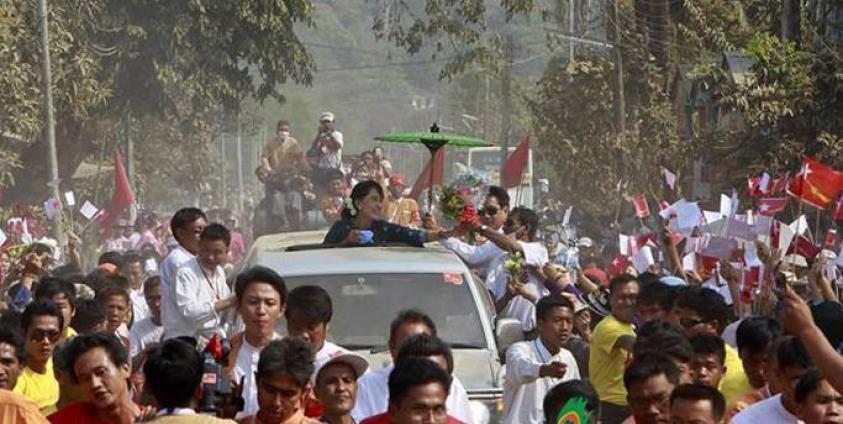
[679,317,709,329]
[29,329,61,343]
[479,206,499,217]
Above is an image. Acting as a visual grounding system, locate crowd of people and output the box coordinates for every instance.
[0,114,841,424]
[254,113,420,236]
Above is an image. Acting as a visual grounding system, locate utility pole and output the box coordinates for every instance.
[220,134,227,208]
[125,106,134,201]
[236,115,244,213]
[569,0,576,59]
[607,0,626,140]
[499,34,514,174]
[37,0,64,243]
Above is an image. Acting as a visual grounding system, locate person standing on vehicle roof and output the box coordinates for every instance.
[323,181,458,247]
[309,112,344,190]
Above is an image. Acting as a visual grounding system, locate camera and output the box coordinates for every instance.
[198,333,243,416]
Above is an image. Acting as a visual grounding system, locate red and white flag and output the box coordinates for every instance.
[756,197,788,216]
[771,173,790,194]
[633,194,650,218]
[747,177,761,197]
[833,194,843,221]
[607,253,631,277]
[787,157,843,209]
[787,235,822,259]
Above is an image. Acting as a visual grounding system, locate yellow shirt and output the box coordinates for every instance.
[589,315,635,405]
[12,358,59,415]
[63,327,77,339]
[719,344,754,405]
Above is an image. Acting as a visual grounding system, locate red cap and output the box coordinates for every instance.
[389,175,406,187]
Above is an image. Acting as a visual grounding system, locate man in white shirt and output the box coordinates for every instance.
[352,310,473,423]
[159,207,206,335]
[285,285,348,370]
[467,207,549,333]
[310,112,344,189]
[438,186,511,280]
[163,223,236,339]
[224,266,287,419]
[128,276,164,359]
[504,294,581,423]
[731,336,813,424]
[122,252,149,322]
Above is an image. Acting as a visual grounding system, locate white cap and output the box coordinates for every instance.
[315,352,369,381]
[577,237,595,248]
[320,112,335,123]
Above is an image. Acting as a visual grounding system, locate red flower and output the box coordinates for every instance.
[459,205,480,226]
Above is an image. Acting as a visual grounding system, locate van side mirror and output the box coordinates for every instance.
[495,318,524,357]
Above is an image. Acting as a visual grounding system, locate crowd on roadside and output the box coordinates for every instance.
[0,113,841,423]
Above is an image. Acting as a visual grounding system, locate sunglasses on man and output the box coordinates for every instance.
[478,206,499,217]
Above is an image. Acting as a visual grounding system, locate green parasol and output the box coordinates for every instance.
[375,123,494,209]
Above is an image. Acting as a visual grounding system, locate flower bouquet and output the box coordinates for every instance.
[504,251,526,277]
[439,171,490,223]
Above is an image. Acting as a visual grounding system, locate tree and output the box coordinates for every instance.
[1,0,316,205]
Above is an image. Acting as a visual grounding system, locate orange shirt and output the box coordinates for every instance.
[0,389,48,424]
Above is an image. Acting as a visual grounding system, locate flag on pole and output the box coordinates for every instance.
[787,157,843,209]
[662,168,677,191]
[500,134,530,189]
[633,194,650,218]
[833,194,843,221]
[97,151,135,226]
[771,173,790,194]
[756,198,788,216]
[607,253,631,277]
[409,148,446,200]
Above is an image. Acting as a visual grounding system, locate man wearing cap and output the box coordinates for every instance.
[309,112,344,189]
[384,175,421,227]
[315,353,369,424]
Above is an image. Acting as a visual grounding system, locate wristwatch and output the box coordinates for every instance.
[479,225,489,233]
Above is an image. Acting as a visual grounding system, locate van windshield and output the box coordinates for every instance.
[278,273,488,350]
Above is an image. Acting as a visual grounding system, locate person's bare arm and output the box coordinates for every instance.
[613,334,637,351]
[660,223,682,276]
[783,284,843,393]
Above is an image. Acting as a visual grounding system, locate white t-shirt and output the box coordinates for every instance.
[441,232,506,280]
[488,242,549,332]
[503,339,580,424]
[129,287,149,323]
[233,335,281,419]
[128,317,164,358]
[159,245,194,329]
[163,259,230,339]
[730,394,802,424]
[352,364,474,423]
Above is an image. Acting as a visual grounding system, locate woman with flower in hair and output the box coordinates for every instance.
[323,180,459,247]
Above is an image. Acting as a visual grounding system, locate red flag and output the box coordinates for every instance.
[500,135,530,188]
[98,151,135,226]
[833,194,843,221]
[756,197,788,216]
[636,232,657,248]
[787,158,843,209]
[771,173,790,194]
[607,253,630,277]
[409,148,445,200]
[633,194,650,218]
[787,235,822,259]
[747,177,761,197]
[770,220,781,248]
